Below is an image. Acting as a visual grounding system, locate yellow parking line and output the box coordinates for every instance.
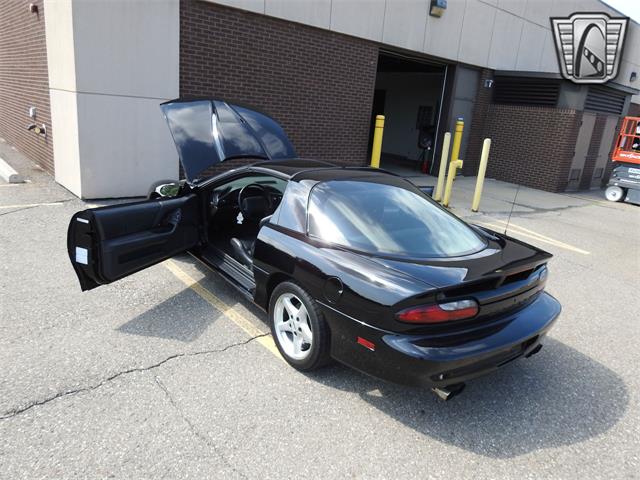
[163,259,283,360]
[477,220,590,255]
[0,201,66,209]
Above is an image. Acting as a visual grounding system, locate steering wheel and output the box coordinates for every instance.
[238,183,272,220]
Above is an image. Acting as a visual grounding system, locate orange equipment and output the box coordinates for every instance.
[612,116,640,165]
[605,116,640,204]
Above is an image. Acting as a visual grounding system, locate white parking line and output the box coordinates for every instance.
[477,219,590,255]
[0,201,67,209]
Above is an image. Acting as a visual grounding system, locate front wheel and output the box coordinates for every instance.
[269,282,331,371]
[605,185,626,202]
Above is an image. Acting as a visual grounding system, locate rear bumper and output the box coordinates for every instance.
[322,292,561,388]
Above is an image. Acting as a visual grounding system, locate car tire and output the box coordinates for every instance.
[269,281,331,371]
[605,185,626,202]
[147,179,179,200]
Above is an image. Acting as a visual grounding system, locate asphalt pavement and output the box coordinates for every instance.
[1,143,639,479]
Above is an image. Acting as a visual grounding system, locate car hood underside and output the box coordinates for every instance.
[160,98,297,182]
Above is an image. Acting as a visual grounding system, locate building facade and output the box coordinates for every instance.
[1,0,639,198]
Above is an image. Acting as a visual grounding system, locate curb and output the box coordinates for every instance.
[0,156,24,183]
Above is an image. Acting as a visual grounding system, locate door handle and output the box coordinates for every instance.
[164,208,182,227]
[151,209,182,236]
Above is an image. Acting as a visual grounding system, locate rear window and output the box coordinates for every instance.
[307,180,486,258]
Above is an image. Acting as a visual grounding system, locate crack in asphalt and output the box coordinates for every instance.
[153,376,249,480]
[0,334,269,421]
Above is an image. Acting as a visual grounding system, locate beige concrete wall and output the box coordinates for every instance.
[45,0,81,194]
[207,0,640,92]
[49,89,82,195]
[44,0,180,199]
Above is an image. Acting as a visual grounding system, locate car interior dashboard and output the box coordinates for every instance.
[205,174,286,270]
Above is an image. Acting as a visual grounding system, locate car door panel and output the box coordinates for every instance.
[68,194,200,291]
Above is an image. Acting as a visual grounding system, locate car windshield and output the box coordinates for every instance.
[307,179,486,258]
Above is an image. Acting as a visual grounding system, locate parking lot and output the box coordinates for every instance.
[1,145,639,479]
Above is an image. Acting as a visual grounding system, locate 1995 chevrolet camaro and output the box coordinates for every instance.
[68,99,561,400]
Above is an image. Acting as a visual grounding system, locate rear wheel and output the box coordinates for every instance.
[269,282,330,371]
[605,185,626,202]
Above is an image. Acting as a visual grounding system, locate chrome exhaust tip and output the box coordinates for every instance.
[431,383,466,401]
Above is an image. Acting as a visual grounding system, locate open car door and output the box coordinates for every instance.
[67,194,199,291]
[68,98,297,291]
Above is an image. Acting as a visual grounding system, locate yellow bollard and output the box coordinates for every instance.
[443,159,463,208]
[441,118,464,207]
[471,138,492,212]
[433,132,451,201]
[449,118,464,170]
[370,115,385,168]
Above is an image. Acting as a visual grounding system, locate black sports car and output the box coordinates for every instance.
[68,99,561,400]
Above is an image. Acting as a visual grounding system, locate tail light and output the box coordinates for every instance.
[396,299,479,324]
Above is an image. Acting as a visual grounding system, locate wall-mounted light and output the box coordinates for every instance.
[27,123,47,138]
[29,3,38,14]
[631,72,637,82]
[430,0,447,18]
[484,79,494,88]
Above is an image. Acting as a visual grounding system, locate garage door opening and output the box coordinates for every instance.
[369,52,447,176]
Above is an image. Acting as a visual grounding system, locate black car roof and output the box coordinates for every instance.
[250,159,334,176]
[250,159,400,182]
[290,166,400,183]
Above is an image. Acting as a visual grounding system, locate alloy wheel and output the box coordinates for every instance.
[273,292,313,360]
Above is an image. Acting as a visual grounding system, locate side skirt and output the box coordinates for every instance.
[190,246,257,304]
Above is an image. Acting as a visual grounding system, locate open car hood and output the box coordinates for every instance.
[160,99,297,182]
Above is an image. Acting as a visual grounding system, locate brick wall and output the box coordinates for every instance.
[481,104,582,192]
[0,0,52,173]
[180,0,378,172]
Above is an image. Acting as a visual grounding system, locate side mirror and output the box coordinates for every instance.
[157,183,181,197]
[148,180,182,199]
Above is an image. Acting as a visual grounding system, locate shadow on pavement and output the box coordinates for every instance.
[307,337,628,458]
[117,289,222,342]
[117,256,268,342]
